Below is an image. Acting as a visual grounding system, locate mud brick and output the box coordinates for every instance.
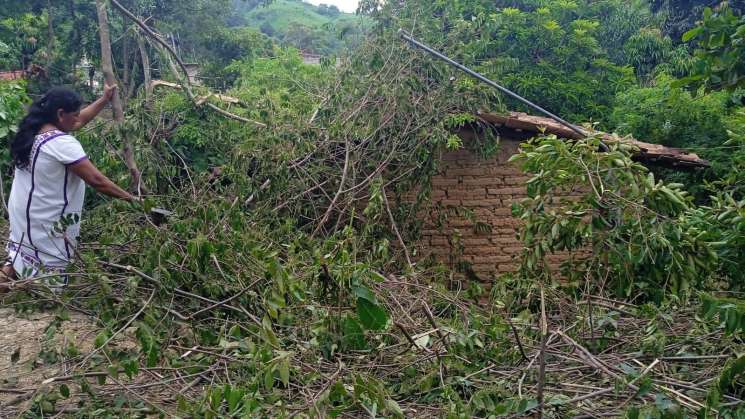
[473,208,495,217]
[431,177,460,187]
[428,248,454,256]
[439,199,461,207]
[443,218,472,228]
[487,187,526,196]
[472,264,497,273]
[463,237,492,246]
[447,168,487,177]
[497,263,520,272]
[501,246,525,254]
[470,246,499,255]
[492,218,521,228]
[441,150,474,161]
[467,198,502,207]
[474,255,514,264]
[462,177,501,187]
[490,166,522,176]
[505,176,532,184]
[492,207,514,216]
[454,189,487,199]
[429,237,450,246]
[430,189,447,199]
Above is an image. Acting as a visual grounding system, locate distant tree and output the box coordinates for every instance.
[282,24,337,55]
[259,21,275,37]
[0,11,45,71]
[317,4,341,17]
[199,27,275,87]
[611,75,731,150]
[226,0,265,26]
[623,27,683,80]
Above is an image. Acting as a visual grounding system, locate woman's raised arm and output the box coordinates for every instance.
[72,84,118,131]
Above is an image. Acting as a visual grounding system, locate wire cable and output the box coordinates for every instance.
[399,29,610,151]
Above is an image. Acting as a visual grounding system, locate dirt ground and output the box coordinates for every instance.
[0,305,100,416]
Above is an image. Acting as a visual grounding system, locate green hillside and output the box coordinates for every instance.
[230,0,367,55]
[245,0,357,31]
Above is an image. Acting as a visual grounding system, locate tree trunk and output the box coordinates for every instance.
[125,58,138,102]
[95,0,142,192]
[122,36,139,105]
[122,34,130,95]
[136,34,152,99]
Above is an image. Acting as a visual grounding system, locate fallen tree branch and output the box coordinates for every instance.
[108,0,265,127]
[382,186,413,269]
[187,277,262,320]
[536,286,548,419]
[150,80,242,105]
[313,139,350,236]
[77,288,156,367]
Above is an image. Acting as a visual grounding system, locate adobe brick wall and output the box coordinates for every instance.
[415,138,583,280]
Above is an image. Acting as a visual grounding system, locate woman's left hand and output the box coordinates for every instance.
[102,83,118,102]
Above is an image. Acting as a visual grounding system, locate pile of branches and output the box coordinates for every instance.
[1,255,741,417]
[0,11,743,418]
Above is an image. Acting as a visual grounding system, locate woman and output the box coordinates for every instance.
[1,85,137,290]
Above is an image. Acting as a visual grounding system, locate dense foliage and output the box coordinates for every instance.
[0,81,29,200]
[681,5,745,91]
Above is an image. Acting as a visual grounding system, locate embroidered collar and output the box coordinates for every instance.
[27,130,66,169]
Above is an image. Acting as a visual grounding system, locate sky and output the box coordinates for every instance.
[304,0,359,13]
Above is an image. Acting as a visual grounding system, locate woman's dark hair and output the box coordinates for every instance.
[11,87,82,168]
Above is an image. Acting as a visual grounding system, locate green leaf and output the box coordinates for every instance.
[718,355,745,392]
[10,347,20,364]
[143,197,156,213]
[210,387,222,410]
[279,357,290,387]
[682,27,703,42]
[227,387,244,412]
[59,384,70,398]
[517,398,538,414]
[40,400,55,413]
[123,359,139,379]
[342,316,367,350]
[352,285,377,303]
[263,368,274,391]
[626,406,640,419]
[262,316,280,347]
[357,298,389,331]
[655,393,677,411]
[368,270,386,283]
[94,331,109,348]
[147,344,159,368]
[385,399,404,418]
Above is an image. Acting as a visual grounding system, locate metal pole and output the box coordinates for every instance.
[398,29,589,139]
